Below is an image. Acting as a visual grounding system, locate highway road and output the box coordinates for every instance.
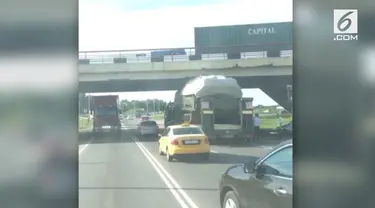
[79,119,281,208]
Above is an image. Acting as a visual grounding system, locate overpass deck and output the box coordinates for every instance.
[78,47,293,112]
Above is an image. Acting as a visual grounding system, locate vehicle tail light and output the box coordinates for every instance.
[204,137,209,144]
[170,138,179,145]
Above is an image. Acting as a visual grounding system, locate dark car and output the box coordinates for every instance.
[137,120,159,137]
[276,121,292,139]
[219,139,292,208]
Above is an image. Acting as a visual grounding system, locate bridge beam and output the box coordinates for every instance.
[79,75,293,111]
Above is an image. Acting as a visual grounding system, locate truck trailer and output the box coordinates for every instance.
[164,75,254,143]
[91,95,122,137]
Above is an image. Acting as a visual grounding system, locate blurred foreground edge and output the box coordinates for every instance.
[294,2,375,208]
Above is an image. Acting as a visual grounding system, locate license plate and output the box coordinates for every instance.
[222,135,234,138]
[183,140,199,145]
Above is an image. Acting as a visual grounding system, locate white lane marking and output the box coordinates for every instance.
[133,137,199,208]
[79,140,92,155]
[210,150,218,153]
[133,138,189,208]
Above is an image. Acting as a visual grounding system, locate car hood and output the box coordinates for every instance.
[224,164,244,175]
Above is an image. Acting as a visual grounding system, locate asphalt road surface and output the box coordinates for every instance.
[79,119,282,208]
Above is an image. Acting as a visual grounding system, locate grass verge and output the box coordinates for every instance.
[79,117,92,130]
[152,113,164,120]
[260,116,292,129]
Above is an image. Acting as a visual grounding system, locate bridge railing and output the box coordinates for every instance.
[78,45,293,64]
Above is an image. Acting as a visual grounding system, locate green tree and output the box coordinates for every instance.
[118,99,168,114]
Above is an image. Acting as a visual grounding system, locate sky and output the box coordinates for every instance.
[79,0,292,106]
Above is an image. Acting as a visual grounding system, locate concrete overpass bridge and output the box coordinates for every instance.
[79,47,293,111]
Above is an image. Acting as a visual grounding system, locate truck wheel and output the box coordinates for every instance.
[115,130,121,139]
[215,139,223,145]
[92,130,97,138]
[235,138,246,145]
[201,153,209,161]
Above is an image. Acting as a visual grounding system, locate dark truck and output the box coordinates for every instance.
[164,75,254,143]
[92,95,122,137]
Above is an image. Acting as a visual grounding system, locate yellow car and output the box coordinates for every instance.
[158,124,210,162]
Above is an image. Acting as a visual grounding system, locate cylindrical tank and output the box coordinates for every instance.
[181,75,242,98]
[173,90,183,107]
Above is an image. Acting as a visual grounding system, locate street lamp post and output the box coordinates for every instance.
[153,100,156,113]
[78,93,81,115]
[286,85,293,114]
[133,101,136,113]
[87,93,90,115]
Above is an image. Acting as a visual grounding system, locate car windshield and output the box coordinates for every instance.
[173,127,203,135]
[141,121,157,126]
[95,107,118,116]
[256,143,293,164]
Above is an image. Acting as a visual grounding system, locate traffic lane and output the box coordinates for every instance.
[121,118,164,128]
[79,134,183,208]
[209,142,275,156]
[136,136,269,208]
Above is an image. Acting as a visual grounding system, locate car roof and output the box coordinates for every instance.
[255,139,293,164]
[275,139,293,149]
[261,139,292,156]
[140,120,156,123]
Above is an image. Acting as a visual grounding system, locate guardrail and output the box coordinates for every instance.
[79,46,293,64]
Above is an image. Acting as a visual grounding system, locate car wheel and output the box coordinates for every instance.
[159,145,165,155]
[223,191,240,208]
[166,148,173,162]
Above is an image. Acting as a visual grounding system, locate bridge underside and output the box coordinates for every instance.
[79,75,292,111]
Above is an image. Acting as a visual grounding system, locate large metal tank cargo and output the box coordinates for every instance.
[194,22,292,54]
[182,75,242,125]
[173,90,183,107]
[164,75,254,143]
[181,75,242,99]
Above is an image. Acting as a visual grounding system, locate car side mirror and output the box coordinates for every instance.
[244,161,256,173]
[255,165,268,178]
